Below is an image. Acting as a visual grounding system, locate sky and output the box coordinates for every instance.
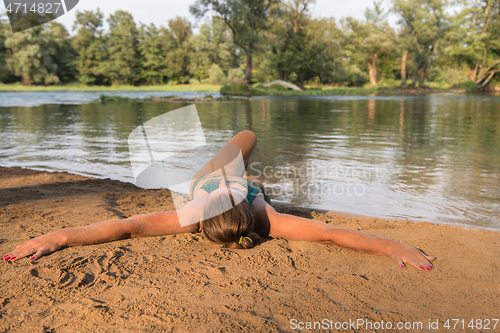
[52,0,400,34]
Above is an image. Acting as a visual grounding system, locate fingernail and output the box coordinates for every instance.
[4,256,10,261]
[426,266,432,271]
[400,264,405,268]
[9,256,16,261]
[30,257,35,260]
[419,266,424,270]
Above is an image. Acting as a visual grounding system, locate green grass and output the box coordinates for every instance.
[0,83,222,92]
[220,81,484,97]
[450,81,477,90]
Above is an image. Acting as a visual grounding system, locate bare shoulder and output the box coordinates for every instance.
[250,194,276,237]
[251,193,275,216]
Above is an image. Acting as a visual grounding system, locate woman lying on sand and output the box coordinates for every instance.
[4,131,434,271]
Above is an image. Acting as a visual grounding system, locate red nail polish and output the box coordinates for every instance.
[30,257,35,260]
[10,256,16,260]
[419,266,424,270]
[426,266,431,271]
[400,264,405,268]
[4,256,10,261]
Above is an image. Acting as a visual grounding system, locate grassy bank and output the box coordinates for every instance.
[0,83,222,92]
[220,81,486,96]
[2,81,496,96]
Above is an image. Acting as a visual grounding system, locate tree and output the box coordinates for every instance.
[342,8,396,86]
[444,0,500,88]
[138,23,165,84]
[4,24,65,84]
[102,10,139,84]
[287,17,338,86]
[337,18,372,86]
[393,0,448,87]
[190,0,279,83]
[48,22,77,83]
[397,27,414,86]
[266,0,315,81]
[0,14,12,82]
[72,9,107,85]
[163,17,193,83]
[207,63,227,84]
[362,1,397,86]
[189,17,238,81]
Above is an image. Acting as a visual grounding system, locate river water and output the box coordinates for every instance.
[0,92,499,229]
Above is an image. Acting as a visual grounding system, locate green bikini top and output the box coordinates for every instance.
[190,175,269,206]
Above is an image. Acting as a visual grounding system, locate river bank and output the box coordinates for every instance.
[220,83,500,97]
[0,83,222,92]
[3,82,499,97]
[1,166,498,332]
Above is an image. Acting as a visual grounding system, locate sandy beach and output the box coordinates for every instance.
[0,166,499,332]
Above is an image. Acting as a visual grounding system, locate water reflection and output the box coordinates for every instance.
[0,95,499,229]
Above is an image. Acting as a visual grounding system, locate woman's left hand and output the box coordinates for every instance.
[387,241,435,271]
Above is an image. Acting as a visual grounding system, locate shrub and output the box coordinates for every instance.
[451,81,477,90]
[220,84,256,95]
[208,64,227,85]
[269,84,287,91]
[227,68,245,85]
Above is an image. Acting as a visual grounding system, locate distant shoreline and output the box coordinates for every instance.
[220,83,500,97]
[3,83,499,96]
[0,83,222,92]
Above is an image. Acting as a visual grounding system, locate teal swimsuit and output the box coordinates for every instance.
[190,175,270,205]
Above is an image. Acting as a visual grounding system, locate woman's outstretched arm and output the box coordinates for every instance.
[3,195,206,262]
[252,195,435,271]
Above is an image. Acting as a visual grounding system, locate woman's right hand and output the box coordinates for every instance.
[3,231,66,262]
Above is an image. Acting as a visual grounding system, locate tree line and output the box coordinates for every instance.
[0,0,499,88]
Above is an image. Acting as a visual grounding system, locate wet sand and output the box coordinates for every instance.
[0,166,499,332]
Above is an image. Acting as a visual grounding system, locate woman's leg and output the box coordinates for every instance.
[191,130,257,182]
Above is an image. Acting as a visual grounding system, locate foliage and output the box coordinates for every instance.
[190,0,278,83]
[227,68,245,84]
[450,81,478,90]
[0,15,14,83]
[101,10,139,84]
[1,1,499,88]
[220,84,256,95]
[393,0,448,87]
[163,17,193,83]
[72,9,106,85]
[342,1,397,86]
[4,23,69,84]
[207,64,227,84]
[443,0,500,88]
[138,23,166,84]
[189,17,238,81]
